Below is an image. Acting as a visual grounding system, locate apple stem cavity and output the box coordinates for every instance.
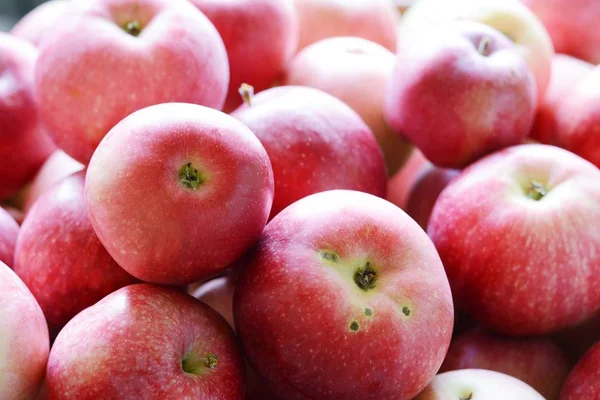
[460,393,473,400]
[354,262,377,291]
[477,36,492,57]
[526,180,547,201]
[123,20,142,37]
[181,352,218,376]
[179,163,204,191]
[238,83,255,107]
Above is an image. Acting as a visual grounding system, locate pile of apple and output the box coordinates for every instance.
[2,0,600,399]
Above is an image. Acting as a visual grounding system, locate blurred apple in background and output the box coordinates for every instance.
[283,36,413,176]
[191,275,235,329]
[553,312,600,364]
[386,149,427,210]
[0,206,18,267]
[10,0,67,47]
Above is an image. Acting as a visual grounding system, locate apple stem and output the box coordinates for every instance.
[123,20,142,37]
[204,353,218,369]
[238,83,255,107]
[477,36,492,56]
[526,180,547,201]
[179,163,204,191]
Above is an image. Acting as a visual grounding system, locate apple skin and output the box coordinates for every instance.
[14,171,138,337]
[10,0,68,47]
[46,284,244,399]
[428,144,600,335]
[386,149,427,211]
[0,206,19,267]
[560,341,600,399]
[0,33,55,199]
[283,36,413,176]
[0,262,49,400]
[385,21,536,169]
[234,190,454,400]
[415,369,544,400]
[35,0,230,164]
[232,86,387,219]
[440,329,570,399]
[530,54,593,144]
[293,0,398,53]
[190,0,298,113]
[522,0,600,64]
[86,103,274,285]
[398,0,554,103]
[23,150,84,215]
[553,313,600,364]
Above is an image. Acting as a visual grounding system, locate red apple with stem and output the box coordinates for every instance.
[235,190,454,400]
[190,0,298,112]
[14,171,139,337]
[46,284,244,399]
[560,341,600,399]
[0,206,19,267]
[0,262,49,400]
[440,329,570,399]
[86,103,274,285]
[35,0,230,164]
[232,85,387,219]
[429,144,600,335]
[10,0,68,47]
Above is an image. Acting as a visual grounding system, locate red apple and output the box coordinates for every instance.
[231,86,387,219]
[0,206,18,267]
[190,0,298,112]
[530,54,593,145]
[22,150,84,215]
[14,171,138,337]
[0,33,55,199]
[429,144,600,335]
[35,0,230,164]
[415,369,545,400]
[10,0,68,47]
[523,0,600,64]
[0,262,49,400]
[385,21,536,168]
[46,284,244,399]
[553,312,600,364]
[386,149,428,210]
[86,103,274,285]
[560,341,600,399]
[293,0,398,52]
[440,329,570,399]
[235,190,454,400]
[283,36,413,176]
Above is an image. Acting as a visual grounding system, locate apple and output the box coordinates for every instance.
[386,149,428,210]
[35,0,230,164]
[0,262,49,400]
[231,86,387,219]
[189,0,298,113]
[10,0,68,47]
[22,150,84,215]
[429,144,600,335]
[440,329,570,399]
[1,206,24,226]
[46,284,244,399]
[234,190,454,400]
[414,369,544,400]
[0,206,19,267]
[293,0,398,53]
[522,0,600,64]
[283,36,413,176]
[14,171,138,337]
[398,0,554,103]
[560,341,600,399]
[0,33,55,199]
[86,103,274,285]
[553,312,600,364]
[385,21,536,168]
[530,54,593,144]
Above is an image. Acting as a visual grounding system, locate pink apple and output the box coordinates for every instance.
[231,86,387,219]
[293,0,398,53]
[22,150,84,215]
[0,33,55,199]
[283,36,413,176]
[523,0,600,64]
[530,54,593,145]
[415,369,544,400]
[235,190,454,400]
[386,149,428,210]
[1,206,23,226]
[14,171,138,337]
[86,103,274,285]
[35,0,229,164]
[0,262,49,400]
[0,206,18,267]
[429,144,600,335]
[190,0,298,112]
[10,0,68,47]
[385,21,536,168]
[440,329,570,399]
[46,284,244,399]
[560,341,600,399]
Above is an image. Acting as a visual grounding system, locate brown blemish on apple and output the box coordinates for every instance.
[319,250,339,263]
[123,20,142,37]
[349,320,360,332]
[354,262,377,291]
[238,83,255,107]
[525,180,547,201]
[401,305,411,317]
[364,308,373,317]
[179,163,204,191]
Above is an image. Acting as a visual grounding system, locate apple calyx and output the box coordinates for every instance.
[181,352,218,376]
[459,393,473,400]
[477,36,492,57]
[354,262,377,291]
[238,83,255,107]
[179,163,204,191]
[123,20,142,37]
[525,180,547,201]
